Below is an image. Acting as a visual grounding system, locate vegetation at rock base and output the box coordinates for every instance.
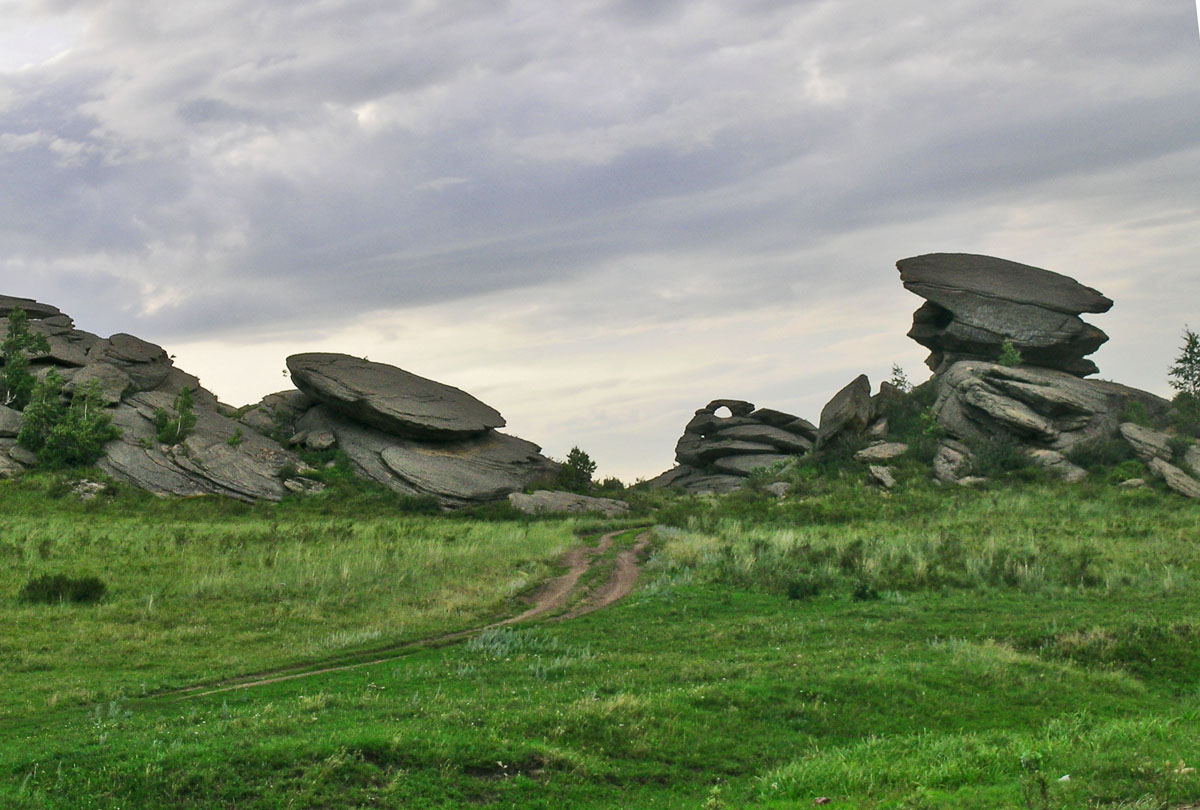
[1,306,51,410]
[17,372,121,467]
[556,445,598,492]
[0,469,1197,809]
[998,339,1024,367]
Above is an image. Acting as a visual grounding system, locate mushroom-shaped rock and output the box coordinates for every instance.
[898,253,1112,377]
[287,353,504,440]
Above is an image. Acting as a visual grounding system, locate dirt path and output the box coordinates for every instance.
[174,529,650,700]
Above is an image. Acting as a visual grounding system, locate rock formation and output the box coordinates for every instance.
[0,297,556,507]
[648,399,815,493]
[898,253,1112,377]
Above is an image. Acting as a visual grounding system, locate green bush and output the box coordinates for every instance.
[1171,392,1200,438]
[1167,327,1200,398]
[555,446,597,492]
[968,433,1034,478]
[19,573,107,604]
[1065,437,1134,471]
[1120,399,1152,427]
[1,306,51,410]
[17,368,66,452]
[18,374,120,467]
[998,340,1024,367]
[154,387,197,444]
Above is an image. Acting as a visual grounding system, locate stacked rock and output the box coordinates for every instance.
[648,399,815,493]
[898,253,1113,377]
[259,353,557,507]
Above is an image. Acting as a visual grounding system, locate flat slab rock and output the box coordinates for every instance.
[288,353,505,440]
[508,490,630,518]
[295,405,554,506]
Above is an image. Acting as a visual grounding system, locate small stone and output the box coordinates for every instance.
[764,482,791,497]
[866,417,889,439]
[1118,478,1146,489]
[956,476,988,486]
[868,465,896,489]
[854,442,909,463]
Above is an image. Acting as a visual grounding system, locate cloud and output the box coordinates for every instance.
[0,0,1197,477]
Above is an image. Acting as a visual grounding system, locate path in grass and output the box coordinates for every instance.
[172,529,650,700]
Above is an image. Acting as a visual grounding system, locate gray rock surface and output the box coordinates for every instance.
[241,389,315,437]
[295,405,555,506]
[1185,445,1200,478]
[288,353,505,440]
[1118,423,1172,462]
[854,442,909,463]
[816,374,873,448]
[710,424,812,453]
[750,408,818,439]
[764,481,792,497]
[933,361,1169,452]
[1027,448,1087,483]
[0,405,20,438]
[703,399,756,417]
[62,362,134,405]
[644,464,745,494]
[1148,457,1200,500]
[712,453,794,476]
[0,439,24,477]
[508,490,630,518]
[868,465,896,489]
[98,391,300,501]
[0,295,62,319]
[88,333,173,390]
[898,253,1112,376]
[933,439,973,484]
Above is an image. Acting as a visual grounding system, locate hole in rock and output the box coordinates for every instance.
[713,406,733,419]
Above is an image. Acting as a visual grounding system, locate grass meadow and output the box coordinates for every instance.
[1,468,1199,808]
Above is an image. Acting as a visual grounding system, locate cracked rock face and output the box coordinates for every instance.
[932,360,1169,452]
[898,253,1113,377]
[287,353,505,440]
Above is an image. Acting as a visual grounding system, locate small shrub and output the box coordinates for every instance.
[968,433,1033,478]
[277,461,299,480]
[1171,391,1200,438]
[1065,437,1134,471]
[1119,399,1152,428]
[1168,435,1195,464]
[851,578,880,601]
[888,363,912,393]
[555,446,597,492]
[998,340,1024,367]
[154,387,197,444]
[19,573,107,604]
[1167,326,1200,398]
[786,575,821,601]
[226,428,244,447]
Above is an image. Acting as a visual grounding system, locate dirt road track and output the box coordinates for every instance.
[175,529,651,700]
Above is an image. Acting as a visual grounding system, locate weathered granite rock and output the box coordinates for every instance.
[0,295,62,320]
[508,490,630,518]
[241,389,315,437]
[152,367,221,411]
[0,405,20,438]
[868,465,896,489]
[676,436,779,466]
[289,429,337,452]
[712,453,794,476]
[1185,445,1200,478]
[854,442,909,463]
[1148,457,1200,500]
[644,465,745,494]
[99,391,301,501]
[750,409,818,439]
[62,362,134,405]
[288,353,505,440]
[764,482,792,497]
[1118,478,1146,489]
[933,361,1169,452]
[295,405,555,506]
[8,443,39,466]
[933,439,973,484]
[816,374,873,448]
[898,253,1112,376]
[0,439,24,477]
[1118,423,1172,462]
[1027,448,1087,483]
[710,424,812,453]
[703,399,756,417]
[87,333,173,391]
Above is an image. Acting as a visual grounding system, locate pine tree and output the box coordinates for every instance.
[1168,326,1200,398]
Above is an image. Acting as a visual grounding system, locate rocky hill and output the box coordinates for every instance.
[0,297,555,506]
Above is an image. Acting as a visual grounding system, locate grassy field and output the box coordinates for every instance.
[2,469,1199,809]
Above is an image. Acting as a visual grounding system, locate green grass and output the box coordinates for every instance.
[1,472,1199,808]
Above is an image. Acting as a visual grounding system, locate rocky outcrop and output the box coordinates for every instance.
[931,360,1169,452]
[293,405,554,506]
[287,353,505,440]
[508,490,630,517]
[650,399,814,493]
[898,253,1113,377]
[240,389,314,438]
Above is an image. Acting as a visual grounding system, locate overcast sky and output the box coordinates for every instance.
[2,0,1198,479]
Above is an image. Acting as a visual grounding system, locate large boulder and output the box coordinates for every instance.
[87,333,174,391]
[294,405,555,506]
[0,295,62,320]
[816,374,874,448]
[287,353,505,440]
[98,391,304,501]
[933,360,1169,452]
[508,490,630,518]
[898,253,1113,377]
[0,405,20,438]
[240,389,315,438]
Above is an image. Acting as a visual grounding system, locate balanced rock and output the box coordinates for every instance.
[287,353,505,440]
[898,253,1112,377]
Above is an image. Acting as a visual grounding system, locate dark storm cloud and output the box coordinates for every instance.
[0,0,1197,347]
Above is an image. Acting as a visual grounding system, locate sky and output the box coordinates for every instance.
[1,0,1198,481]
